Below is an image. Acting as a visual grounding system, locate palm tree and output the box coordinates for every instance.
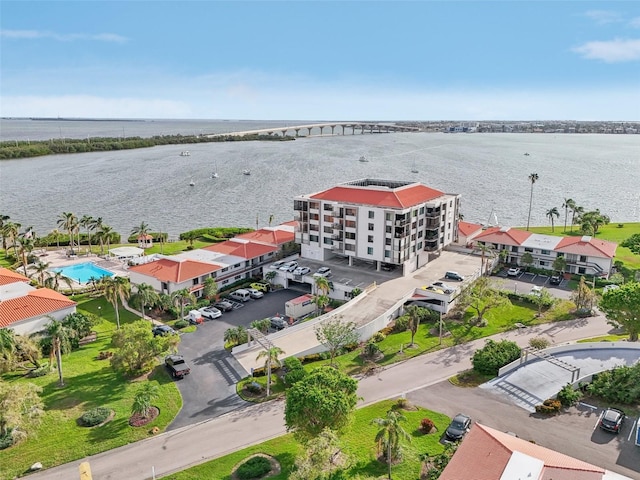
[404,305,426,346]
[99,224,114,254]
[44,318,74,386]
[92,217,105,253]
[50,228,61,249]
[546,207,560,232]
[0,214,11,251]
[474,242,495,276]
[526,173,539,231]
[371,409,412,479]
[256,346,285,396]
[15,232,35,276]
[45,270,64,292]
[561,198,574,233]
[131,221,150,244]
[172,288,196,320]
[80,215,94,254]
[3,221,21,258]
[135,283,159,320]
[57,212,78,254]
[131,383,160,419]
[570,204,583,232]
[30,260,50,286]
[103,276,131,329]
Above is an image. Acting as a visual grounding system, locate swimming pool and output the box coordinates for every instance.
[53,262,114,284]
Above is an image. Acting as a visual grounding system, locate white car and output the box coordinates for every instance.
[431,281,455,293]
[530,286,543,296]
[199,306,222,320]
[293,266,311,276]
[270,260,286,269]
[313,267,332,278]
[245,288,264,299]
[603,284,620,293]
[507,267,522,277]
[279,261,298,272]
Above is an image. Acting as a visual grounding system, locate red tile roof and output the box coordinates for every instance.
[0,288,77,328]
[288,294,315,305]
[235,228,295,246]
[473,226,532,246]
[0,267,30,286]
[203,239,277,258]
[555,236,617,259]
[281,220,298,227]
[440,423,606,480]
[458,221,483,237]
[129,258,220,283]
[310,184,445,209]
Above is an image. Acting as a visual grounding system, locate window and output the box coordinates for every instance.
[524,248,533,253]
[384,250,391,258]
[419,206,425,215]
[310,234,319,242]
[368,211,375,219]
[385,238,391,245]
[541,249,550,255]
[368,235,374,243]
[386,213,392,221]
[511,246,518,252]
[367,247,373,255]
[579,255,587,262]
[323,237,332,245]
[234,263,241,268]
[578,267,586,274]
[417,242,422,249]
[419,218,424,226]
[385,226,392,234]
[345,244,355,251]
[368,223,374,231]
[539,261,547,266]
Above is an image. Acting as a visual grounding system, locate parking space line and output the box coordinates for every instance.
[594,410,604,431]
[627,418,637,442]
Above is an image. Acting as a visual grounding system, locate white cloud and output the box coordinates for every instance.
[629,17,640,28]
[584,10,622,24]
[0,29,127,43]
[572,38,640,62]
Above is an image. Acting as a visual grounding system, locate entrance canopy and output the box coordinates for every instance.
[109,246,144,259]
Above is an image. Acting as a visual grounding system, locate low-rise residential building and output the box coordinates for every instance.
[128,257,221,296]
[454,220,484,247]
[0,267,77,335]
[294,178,460,274]
[472,227,617,276]
[234,223,297,256]
[440,423,632,480]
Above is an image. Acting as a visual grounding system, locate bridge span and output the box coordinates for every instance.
[205,122,420,138]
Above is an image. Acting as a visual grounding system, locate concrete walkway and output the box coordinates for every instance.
[26,313,615,480]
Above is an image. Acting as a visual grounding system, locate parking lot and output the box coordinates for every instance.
[494,269,573,300]
[168,289,301,430]
[407,381,640,478]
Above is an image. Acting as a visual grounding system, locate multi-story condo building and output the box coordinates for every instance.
[293,179,460,274]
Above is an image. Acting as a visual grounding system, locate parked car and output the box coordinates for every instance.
[270,260,286,269]
[245,288,264,299]
[279,261,298,272]
[445,413,472,441]
[270,315,288,331]
[165,354,190,379]
[550,275,562,285]
[213,300,234,312]
[530,286,543,296]
[199,306,222,320]
[250,282,270,292]
[229,289,251,302]
[431,281,455,293]
[152,325,176,337]
[445,271,464,281]
[187,310,204,324]
[381,262,396,271]
[422,285,445,294]
[599,408,625,434]
[603,284,620,293]
[313,267,332,278]
[293,266,311,276]
[507,267,522,277]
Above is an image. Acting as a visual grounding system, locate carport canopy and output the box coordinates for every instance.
[109,246,144,258]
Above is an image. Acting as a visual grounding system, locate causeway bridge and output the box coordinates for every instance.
[206,122,420,138]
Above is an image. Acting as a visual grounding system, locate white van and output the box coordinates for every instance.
[187,310,204,325]
[229,289,251,302]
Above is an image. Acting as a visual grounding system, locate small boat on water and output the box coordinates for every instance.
[180,151,191,157]
[189,178,195,186]
[211,172,219,179]
[411,161,419,173]
[358,155,368,162]
[524,152,530,156]
[242,169,251,176]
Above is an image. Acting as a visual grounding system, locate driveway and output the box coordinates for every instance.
[168,289,301,429]
[407,381,639,478]
[492,272,572,300]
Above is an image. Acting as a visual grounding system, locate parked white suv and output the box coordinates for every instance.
[245,288,264,299]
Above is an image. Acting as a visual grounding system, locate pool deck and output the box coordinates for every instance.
[41,249,130,284]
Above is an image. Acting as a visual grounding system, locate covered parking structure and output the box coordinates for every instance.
[108,246,145,262]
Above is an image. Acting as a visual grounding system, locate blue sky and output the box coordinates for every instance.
[1,1,639,120]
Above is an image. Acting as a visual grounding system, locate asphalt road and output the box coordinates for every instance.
[493,270,573,300]
[168,289,301,429]
[28,314,633,480]
[407,381,640,478]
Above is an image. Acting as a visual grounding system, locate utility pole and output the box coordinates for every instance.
[439,310,443,345]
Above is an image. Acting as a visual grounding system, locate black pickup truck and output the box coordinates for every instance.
[165,354,191,379]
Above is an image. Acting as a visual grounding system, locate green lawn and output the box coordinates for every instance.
[164,399,450,480]
[528,222,640,269]
[577,334,629,343]
[304,298,575,376]
[0,296,182,480]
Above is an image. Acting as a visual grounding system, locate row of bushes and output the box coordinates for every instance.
[178,227,253,242]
